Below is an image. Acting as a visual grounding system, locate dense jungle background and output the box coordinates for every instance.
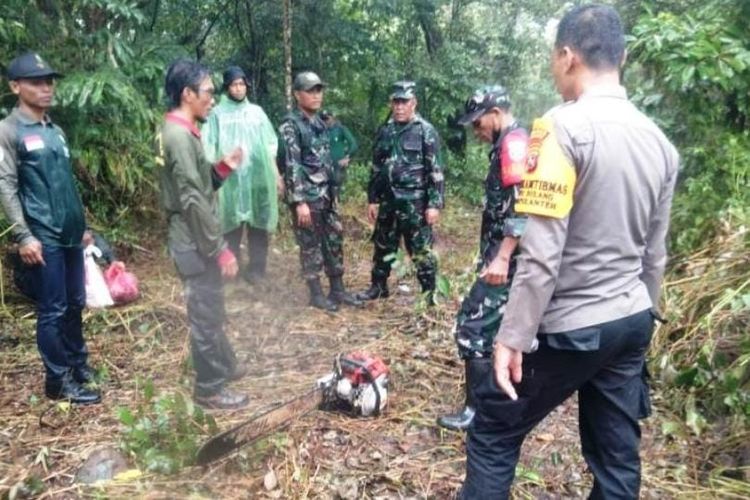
[0,0,748,498]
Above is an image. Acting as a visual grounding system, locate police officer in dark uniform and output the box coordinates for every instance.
[0,52,100,404]
[357,81,445,304]
[437,86,528,430]
[278,72,360,311]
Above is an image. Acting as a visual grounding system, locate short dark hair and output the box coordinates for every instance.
[555,4,625,71]
[164,59,211,110]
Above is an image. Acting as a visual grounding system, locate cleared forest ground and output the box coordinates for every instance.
[0,201,731,499]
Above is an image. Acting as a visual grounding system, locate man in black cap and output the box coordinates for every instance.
[277,71,360,311]
[358,80,445,305]
[437,85,528,430]
[0,52,100,404]
[202,66,282,285]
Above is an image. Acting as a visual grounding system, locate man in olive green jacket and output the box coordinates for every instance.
[156,59,248,410]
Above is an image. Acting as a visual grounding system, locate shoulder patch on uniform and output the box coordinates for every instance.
[515,117,576,219]
[500,128,528,187]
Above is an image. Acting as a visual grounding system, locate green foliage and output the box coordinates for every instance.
[653,239,750,438]
[626,1,750,449]
[117,379,218,474]
[444,145,488,206]
[628,1,750,253]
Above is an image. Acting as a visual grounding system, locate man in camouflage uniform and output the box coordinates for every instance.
[437,86,528,430]
[278,71,360,311]
[357,81,444,304]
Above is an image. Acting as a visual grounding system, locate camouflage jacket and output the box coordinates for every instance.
[367,114,444,209]
[478,122,529,267]
[278,109,334,206]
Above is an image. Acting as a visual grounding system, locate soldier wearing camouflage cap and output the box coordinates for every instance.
[437,85,529,431]
[277,71,360,311]
[357,80,445,305]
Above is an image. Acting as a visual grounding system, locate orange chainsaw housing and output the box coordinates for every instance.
[340,352,389,385]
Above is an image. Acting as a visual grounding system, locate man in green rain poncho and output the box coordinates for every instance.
[202,66,283,284]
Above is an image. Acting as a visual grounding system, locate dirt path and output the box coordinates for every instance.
[0,203,710,498]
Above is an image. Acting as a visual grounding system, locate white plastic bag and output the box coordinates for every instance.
[84,245,114,308]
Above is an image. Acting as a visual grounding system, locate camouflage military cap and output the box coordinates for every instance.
[457,85,511,125]
[293,71,325,91]
[391,81,417,100]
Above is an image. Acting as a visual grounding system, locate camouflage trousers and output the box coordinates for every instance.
[291,203,344,281]
[371,198,436,286]
[454,278,511,359]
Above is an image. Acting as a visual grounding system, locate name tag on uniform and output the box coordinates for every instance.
[23,135,45,151]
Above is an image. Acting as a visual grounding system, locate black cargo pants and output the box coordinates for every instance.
[171,248,238,397]
[460,309,655,499]
[224,223,270,278]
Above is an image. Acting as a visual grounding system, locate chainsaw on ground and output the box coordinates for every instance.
[196,351,389,466]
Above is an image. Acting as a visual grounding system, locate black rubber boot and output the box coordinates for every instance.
[307,278,338,312]
[72,364,96,384]
[419,274,436,306]
[437,361,475,430]
[356,275,389,301]
[328,276,363,307]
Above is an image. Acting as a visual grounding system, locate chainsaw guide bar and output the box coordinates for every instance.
[195,352,389,466]
[196,387,323,466]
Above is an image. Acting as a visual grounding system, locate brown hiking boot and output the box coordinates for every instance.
[195,388,249,410]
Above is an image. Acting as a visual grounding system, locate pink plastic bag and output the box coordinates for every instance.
[104,261,140,305]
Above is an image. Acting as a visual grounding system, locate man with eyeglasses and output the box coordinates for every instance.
[0,52,100,405]
[277,71,361,311]
[357,81,444,305]
[156,59,249,410]
[437,85,528,431]
[202,66,282,286]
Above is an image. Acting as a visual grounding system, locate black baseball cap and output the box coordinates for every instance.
[7,52,63,81]
[456,85,511,125]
